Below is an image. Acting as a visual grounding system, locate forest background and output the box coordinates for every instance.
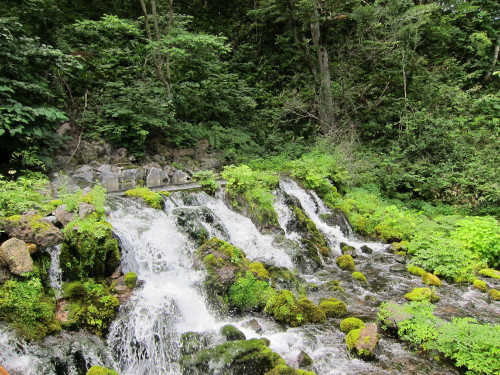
[0,0,499,216]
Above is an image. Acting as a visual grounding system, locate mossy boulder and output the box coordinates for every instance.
[180,331,212,356]
[479,269,500,280]
[320,280,344,294]
[297,298,326,324]
[407,265,426,277]
[0,238,33,275]
[352,271,367,284]
[124,187,167,209]
[404,288,440,303]
[250,262,270,281]
[489,289,500,301]
[265,365,317,375]
[86,365,119,375]
[268,266,305,296]
[180,338,285,375]
[123,272,138,289]
[221,325,246,341]
[360,245,373,254]
[422,273,442,286]
[472,279,487,292]
[341,245,356,257]
[345,323,379,358]
[2,212,64,248]
[336,255,355,272]
[340,317,365,333]
[297,351,313,368]
[319,298,347,318]
[264,290,304,326]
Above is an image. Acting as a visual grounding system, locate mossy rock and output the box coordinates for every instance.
[180,331,212,356]
[341,245,356,257]
[124,272,138,289]
[404,288,439,303]
[268,266,305,296]
[221,325,246,341]
[180,338,285,375]
[320,279,344,294]
[297,298,326,324]
[388,241,409,253]
[304,283,319,292]
[345,323,379,358]
[250,262,270,281]
[479,269,500,280]
[489,289,500,301]
[336,255,355,272]
[264,290,304,326]
[86,365,119,375]
[352,271,367,284]
[472,279,487,293]
[407,265,426,277]
[297,351,313,368]
[422,273,442,286]
[124,187,164,209]
[345,328,360,351]
[340,317,365,333]
[319,298,347,318]
[265,364,317,375]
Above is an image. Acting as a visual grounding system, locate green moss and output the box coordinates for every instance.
[86,365,119,375]
[319,298,347,318]
[479,269,500,280]
[63,281,87,300]
[336,255,355,272]
[489,289,500,301]
[321,280,345,293]
[404,288,440,303]
[250,262,270,280]
[221,325,246,341]
[407,265,426,277]
[292,206,330,264]
[229,271,276,311]
[422,273,442,286]
[340,317,365,333]
[124,272,138,289]
[345,328,361,351]
[297,298,326,324]
[472,279,487,292]
[352,272,367,283]
[268,266,305,296]
[265,364,317,375]
[264,290,304,326]
[124,187,164,209]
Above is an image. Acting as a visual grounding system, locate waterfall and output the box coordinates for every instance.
[48,244,63,297]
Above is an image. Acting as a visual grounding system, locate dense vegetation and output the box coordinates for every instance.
[0,0,498,215]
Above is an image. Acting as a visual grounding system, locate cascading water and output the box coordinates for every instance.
[48,244,63,297]
[2,179,498,375]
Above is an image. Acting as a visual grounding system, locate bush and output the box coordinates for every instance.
[229,271,275,311]
[192,170,219,195]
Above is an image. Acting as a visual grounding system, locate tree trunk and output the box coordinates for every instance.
[310,21,335,133]
[484,35,500,82]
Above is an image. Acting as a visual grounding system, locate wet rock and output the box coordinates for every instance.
[346,323,379,358]
[221,325,246,341]
[180,331,213,356]
[78,202,95,219]
[0,238,33,275]
[112,275,134,303]
[297,351,313,368]
[341,245,357,258]
[146,167,169,187]
[389,264,406,272]
[394,253,407,264]
[55,205,75,227]
[242,319,263,333]
[360,245,373,254]
[71,165,95,187]
[172,170,191,184]
[379,301,412,330]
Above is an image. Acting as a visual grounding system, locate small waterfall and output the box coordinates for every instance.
[48,245,63,297]
[0,327,41,375]
[107,199,216,375]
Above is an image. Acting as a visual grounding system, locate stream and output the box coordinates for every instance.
[1,178,499,374]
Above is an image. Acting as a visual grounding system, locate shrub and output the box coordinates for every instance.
[192,170,219,195]
[229,271,275,311]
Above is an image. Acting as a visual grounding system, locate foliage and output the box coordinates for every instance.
[229,271,275,311]
[124,272,138,289]
[379,302,500,375]
[192,170,219,195]
[264,290,303,327]
[0,172,51,217]
[221,165,279,226]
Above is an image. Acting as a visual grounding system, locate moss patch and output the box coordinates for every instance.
[407,265,426,277]
[422,273,442,286]
[86,365,119,375]
[319,298,347,318]
[124,272,138,288]
[124,187,165,209]
[479,269,500,280]
[472,279,487,292]
[352,271,367,284]
[340,317,365,333]
[336,255,355,272]
[404,288,440,303]
[489,289,500,301]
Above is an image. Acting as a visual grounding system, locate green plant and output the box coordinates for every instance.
[229,271,275,311]
[124,272,138,289]
[264,290,303,326]
[192,170,220,195]
[0,172,51,217]
[124,187,165,209]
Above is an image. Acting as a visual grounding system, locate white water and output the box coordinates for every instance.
[0,327,41,375]
[48,245,63,297]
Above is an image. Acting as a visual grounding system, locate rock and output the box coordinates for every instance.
[242,319,263,333]
[2,212,64,248]
[360,245,373,254]
[26,243,37,255]
[172,170,191,184]
[111,147,128,164]
[180,331,212,356]
[341,245,357,258]
[121,168,145,189]
[71,165,95,187]
[346,323,379,358]
[221,325,246,341]
[146,167,169,187]
[0,238,34,275]
[50,173,79,195]
[42,215,58,225]
[200,157,221,170]
[55,205,75,227]
[0,266,11,283]
[55,298,69,322]
[112,275,134,303]
[297,351,313,368]
[389,264,406,272]
[379,301,412,330]
[78,202,96,219]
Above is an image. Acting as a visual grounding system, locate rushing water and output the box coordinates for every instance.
[1,179,499,374]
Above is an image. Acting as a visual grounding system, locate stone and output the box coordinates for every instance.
[26,243,37,255]
[355,323,379,357]
[0,266,11,284]
[0,238,34,275]
[146,167,169,187]
[55,205,75,227]
[221,325,246,341]
[379,301,412,330]
[172,170,191,184]
[71,165,95,187]
[242,319,263,333]
[78,202,96,219]
[121,168,145,189]
[200,157,221,170]
[42,215,58,225]
[360,245,373,254]
[2,212,64,248]
[297,351,313,368]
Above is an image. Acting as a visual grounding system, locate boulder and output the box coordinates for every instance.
[0,266,11,283]
[379,301,412,330]
[54,205,75,227]
[78,202,96,219]
[348,323,379,358]
[221,325,246,341]
[0,238,33,275]
[71,165,95,187]
[242,319,263,333]
[2,212,64,248]
[360,245,373,254]
[172,170,191,184]
[146,167,169,187]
